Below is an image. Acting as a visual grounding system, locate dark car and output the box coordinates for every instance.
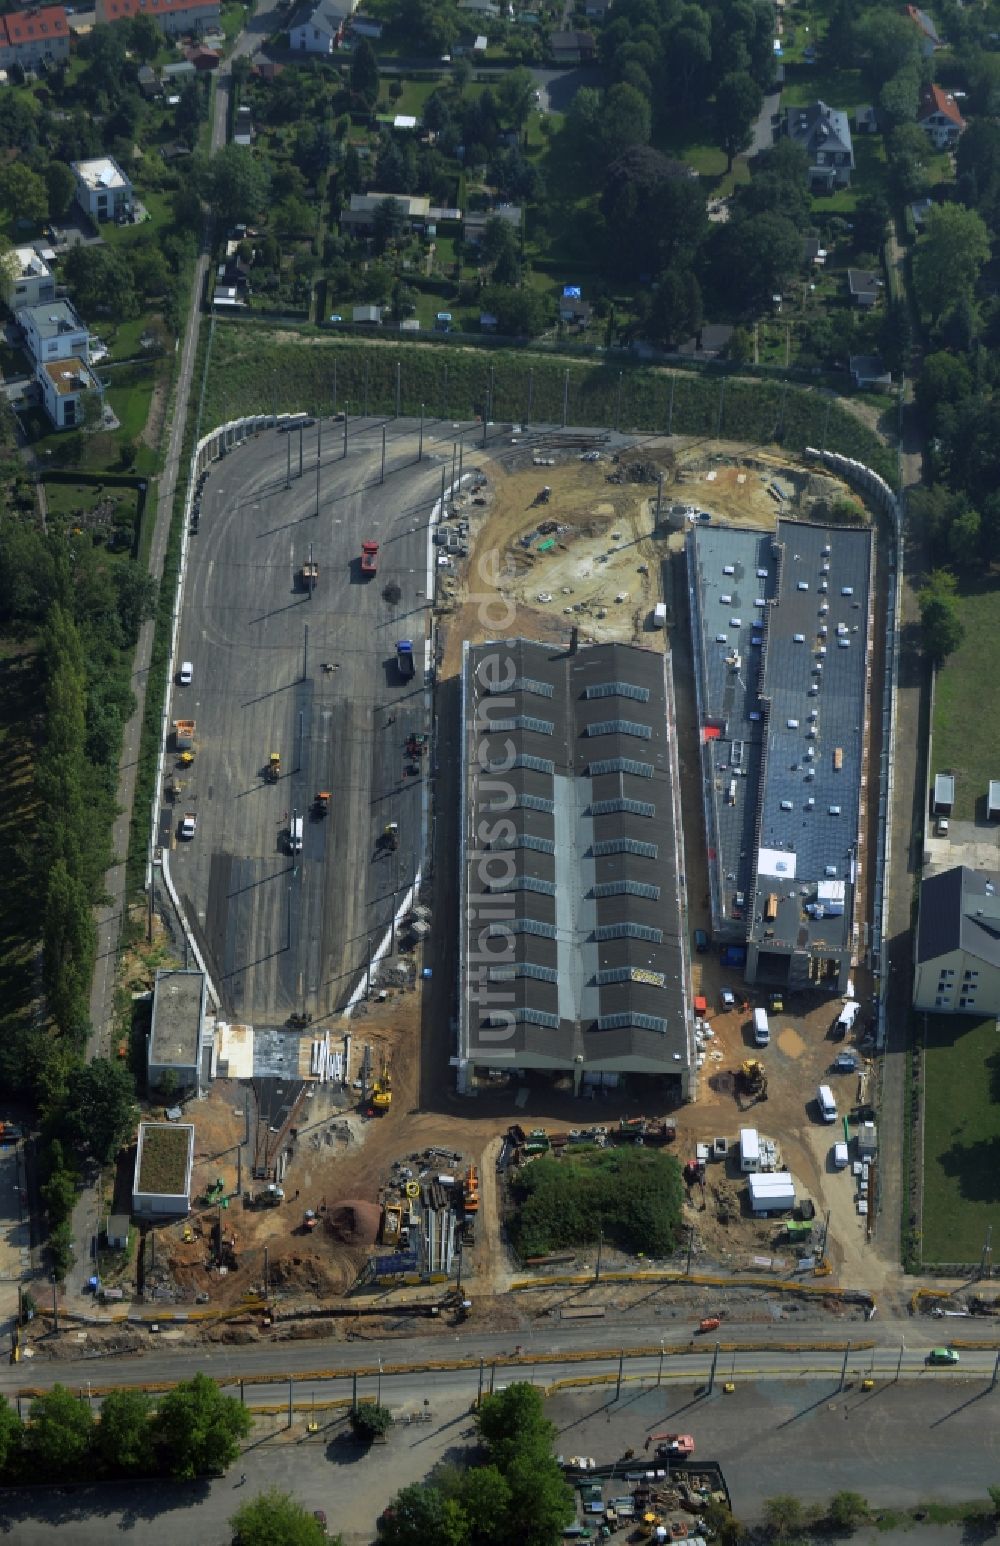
[693,928,710,954]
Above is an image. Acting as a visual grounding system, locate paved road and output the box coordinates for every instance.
[167,419,442,1020]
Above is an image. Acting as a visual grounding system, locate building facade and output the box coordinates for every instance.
[96,0,221,37]
[914,866,1000,1015]
[0,7,70,70]
[72,157,133,222]
[6,246,55,312]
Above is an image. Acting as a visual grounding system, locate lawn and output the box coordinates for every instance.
[921,1013,1000,1265]
[931,581,1000,820]
[781,62,865,110]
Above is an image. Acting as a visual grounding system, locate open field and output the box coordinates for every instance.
[921,1012,1000,1264]
[203,326,896,482]
[930,581,1000,821]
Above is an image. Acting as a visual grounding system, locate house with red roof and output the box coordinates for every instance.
[918,83,966,149]
[0,7,70,70]
[95,0,221,39]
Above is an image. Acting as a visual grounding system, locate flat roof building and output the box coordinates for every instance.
[458,637,694,1099]
[132,1121,195,1217]
[688,518,874,994]
[148,969,208,1095]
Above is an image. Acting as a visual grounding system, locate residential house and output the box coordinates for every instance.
[479,310,498,330]
[463,204,522,244]
[288,0,352,54]
[5,246,56,312]
[854,104,878,134]
[918,83,965,149]
[352,304,382,323]
[161,59,197,81]
[550,29,596,63]
[847,268,881,307]
[910,197,933,230]
[137,63,161,97]
[783,101,854,189]
[559,295,593,327]
[72,156,133,222]
[849,354,892,389]
[20,298,90,365]
[0,6,70,70]
[903,3,941,55]
[801,236,827,265]
[676,323,734,358]
[913,866,1000,1014]
[458,0,499,13]
[20,297,101,430]
[185,42,220,67]
[96,0,222,37]
[584,0,613,15]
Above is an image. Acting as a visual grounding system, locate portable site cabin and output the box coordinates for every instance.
[739,1127,761,1173]
[748,1171,795,1215]
[989,781,1000,822]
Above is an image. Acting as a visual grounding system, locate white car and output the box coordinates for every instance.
[179,812,197,840]
[179,661,193,685]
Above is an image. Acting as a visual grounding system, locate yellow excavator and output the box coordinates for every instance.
[737,1058,768,1107]
[372,1055,392,1112]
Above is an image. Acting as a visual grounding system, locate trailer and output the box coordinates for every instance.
[173,719,196,751]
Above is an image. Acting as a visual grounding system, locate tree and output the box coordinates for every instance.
[715,210,802,308]
[645,267,702,346]
[377,1484,468,1546]
[855,10,920,90]
[988,1484,1000,1518]
[0,1395,24,1476]
[601,146,709,279]
[918,571,965,663]
[28,1385,93,1473]
[127,12,162,61]
[476,1383,553,1469]
[206,146,270,227]
[878,67,919,131]
[95,1389,153,1474]
[479,215,520,285]
[496,65,535,128]
[350,39,379,109]
[915,351,973,429]
[455,1465,513,1545]
[828,1492,869,1531]
[66,1058,137,1162]
[914,204,990,322]
[505,1453,575,1546]
[349,1402,392,1443]
[155,1373,252,1480]
[64,245,139,321]
[0,162,47,227]
[230,1488,331,1546]
[600,82,651,162]
[45,161,77,220]
[713,71,762,170]
[480,284,550,337]
[372,196,404,256]
[763,1494,805,1541]
[947,503,981,570]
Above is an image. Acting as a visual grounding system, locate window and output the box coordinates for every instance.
[593,879,660,900]
[486,752,554,776]
[489,715,554,735]
[935,997,948,1007]
[596,966,666,987]
[494,834,556,855]
[488,962,559,984]
[595,922,663,943]
[584,681,650,702]
[483,674,554,698]
[506,793,555,813]
[488,875,556,897]
[487,918,557,939]
[588,757,654,778]
[586,719,653,740]
[597,1011,669,1034]
[591,797,655,818]
[593,837,658,859]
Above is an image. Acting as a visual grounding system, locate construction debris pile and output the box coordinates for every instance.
[561,1443,732,1540]
[606,459,659,485]
[353,1148,480,1288]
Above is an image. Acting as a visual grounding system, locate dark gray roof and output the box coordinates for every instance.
[917,866,1000,967]
[848,269,880,297]
[460,638,690,1077]
[787,100,854,166]
[689,519,873,967]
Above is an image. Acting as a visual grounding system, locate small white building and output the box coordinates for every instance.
[20,299,90,365]
[72,157,133,223]
[38,356,101,430]
[747,1171,795,1215]
[289,0,353,54]
[6,247,55,313]
[739,1126,761,1173]
[132,1121,195,1218]
[148,968,207,1096]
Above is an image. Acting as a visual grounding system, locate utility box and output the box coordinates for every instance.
[933,773,955,816]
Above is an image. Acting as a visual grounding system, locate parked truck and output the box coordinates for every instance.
[396,639,415,680]
[174,719,196,751]
[299,559,319,589]
[360,540,380,576]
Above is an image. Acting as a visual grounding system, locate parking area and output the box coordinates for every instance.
[164,420,444,1024]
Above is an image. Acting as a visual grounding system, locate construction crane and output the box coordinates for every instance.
[372,1054,392,1112]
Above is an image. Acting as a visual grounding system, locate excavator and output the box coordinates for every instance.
[737,1058,768,1108]
[372,1055,392,1112]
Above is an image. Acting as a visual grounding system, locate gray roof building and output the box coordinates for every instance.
[458,637,693,1097]
[148,969,207,1095]
[688,518,874,993]
[784,100,854,189]
[914,866,1000,1014]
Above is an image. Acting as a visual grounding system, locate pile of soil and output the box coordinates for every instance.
[326,1199,381,1246]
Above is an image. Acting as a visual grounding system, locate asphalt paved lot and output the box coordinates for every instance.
[165,418,451,1023]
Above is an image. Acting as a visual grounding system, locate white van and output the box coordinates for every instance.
[289,816,303,853]
[753,1007,770,1046]
[817,1084,838,1123]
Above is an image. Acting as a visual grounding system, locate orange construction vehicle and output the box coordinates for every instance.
[463,1164,480,1212]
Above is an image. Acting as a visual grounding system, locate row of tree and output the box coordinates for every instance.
[0,1375,250,1485]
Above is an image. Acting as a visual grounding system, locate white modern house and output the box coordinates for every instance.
[19,299,101,430]
[6,247,56,312]
[72,156,133,222]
